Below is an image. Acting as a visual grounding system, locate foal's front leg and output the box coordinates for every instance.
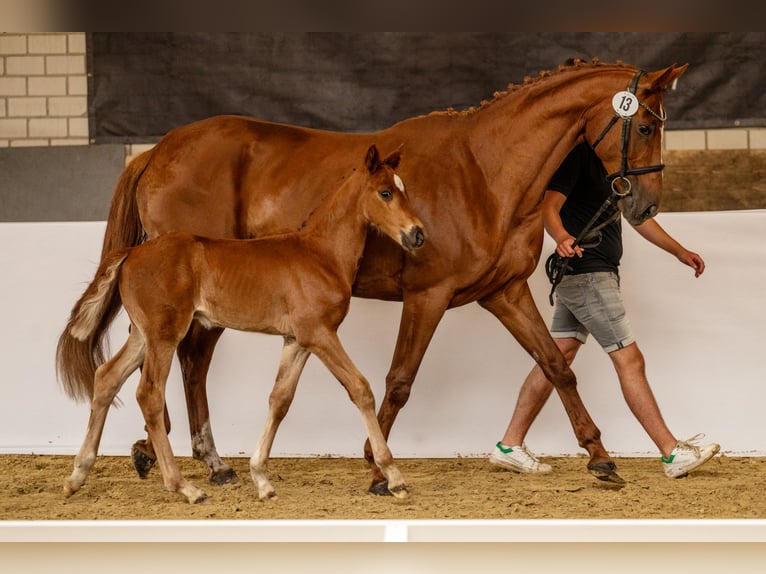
[309,328,408,498]
[249,337,311,500]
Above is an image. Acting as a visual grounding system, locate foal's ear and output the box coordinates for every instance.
[365,144,381,173]
[383,145,403,170]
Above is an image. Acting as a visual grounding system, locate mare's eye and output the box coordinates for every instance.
[637,124,652,136]
[379,188,393,201]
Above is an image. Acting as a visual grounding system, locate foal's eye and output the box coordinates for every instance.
[379,188,393,201]
[637,124,652,136]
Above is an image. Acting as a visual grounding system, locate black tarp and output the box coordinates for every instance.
[88,32,766,143]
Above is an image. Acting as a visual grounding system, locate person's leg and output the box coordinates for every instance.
[608,342,720,476]
[489,337,582,474]
[500,337,582,447]
[607,342,676,458]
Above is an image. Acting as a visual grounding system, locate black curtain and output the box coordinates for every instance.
[88,32,766,143]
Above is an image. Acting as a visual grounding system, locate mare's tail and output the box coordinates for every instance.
[56,148,154,403]
[56,250,130,403]
[101,147,154,257]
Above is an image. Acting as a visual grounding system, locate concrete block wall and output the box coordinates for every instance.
[1,32,764,156]
[0,32,88,147]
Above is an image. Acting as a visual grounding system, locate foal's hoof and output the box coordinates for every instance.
[131,442,156,479]
[209,467,239,486]
[368,480,393,497]
[587,460,625,485]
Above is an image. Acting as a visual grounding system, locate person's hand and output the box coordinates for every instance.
[678,250,705,278]
[556,235,584,258]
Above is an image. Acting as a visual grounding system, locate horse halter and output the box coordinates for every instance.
[590,69,667,198]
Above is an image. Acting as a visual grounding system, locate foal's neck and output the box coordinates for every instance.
[298,172,370,276]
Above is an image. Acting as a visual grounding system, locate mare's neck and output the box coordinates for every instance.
[469,66,631,197]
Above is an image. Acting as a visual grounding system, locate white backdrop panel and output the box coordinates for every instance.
[1,210,763,458]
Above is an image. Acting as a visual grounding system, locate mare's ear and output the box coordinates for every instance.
[646,63,688,92]
[365,144,380,173]
[383,144,403,170]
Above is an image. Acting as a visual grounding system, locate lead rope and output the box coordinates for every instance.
[545,195,620,305]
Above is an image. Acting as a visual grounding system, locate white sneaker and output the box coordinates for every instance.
[489,442,552,474]
[662,434,720,478]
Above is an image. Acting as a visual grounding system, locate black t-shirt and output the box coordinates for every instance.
[548,143,622,275]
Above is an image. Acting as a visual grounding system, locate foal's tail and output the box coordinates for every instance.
[56,249,130,403]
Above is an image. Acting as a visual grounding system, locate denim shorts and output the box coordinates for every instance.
[550,271,635,353]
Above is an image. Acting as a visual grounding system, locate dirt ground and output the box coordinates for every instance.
[3,453,765,520]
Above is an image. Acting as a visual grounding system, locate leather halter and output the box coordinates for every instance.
[590,69,667,198]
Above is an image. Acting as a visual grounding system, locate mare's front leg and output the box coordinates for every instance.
[364,289,451,495]
[309,328,408,498]
[131,321,237,485]
[137,342,207,504]
[249,337,311,500]
[65,330,144,497]
[479,280,623,484]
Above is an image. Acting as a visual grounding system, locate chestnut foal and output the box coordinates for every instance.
[58,145,424,503]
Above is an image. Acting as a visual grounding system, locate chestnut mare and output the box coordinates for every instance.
[57,145,424,503]
[61,59,687,493]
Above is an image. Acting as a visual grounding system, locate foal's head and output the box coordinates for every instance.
[357,144,425,252]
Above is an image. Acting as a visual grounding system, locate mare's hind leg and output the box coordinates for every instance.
[137,342,207,504]
[363,289,450,495]
[131,321,237,485]
[65,330,145,497]
[250,337,311,500]
[308,328,408,499]
[479,280,623,484]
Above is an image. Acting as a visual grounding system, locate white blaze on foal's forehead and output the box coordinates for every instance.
[393,173,405,192]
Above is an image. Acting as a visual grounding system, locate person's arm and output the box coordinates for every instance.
[543,189,583,258]
[632,217,705,277]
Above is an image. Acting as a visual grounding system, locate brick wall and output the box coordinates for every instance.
[1,32,764,155]
[0,33,87,147]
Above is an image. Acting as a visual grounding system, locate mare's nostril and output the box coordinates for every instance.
[414,227,425,248]
[642,204,657,221]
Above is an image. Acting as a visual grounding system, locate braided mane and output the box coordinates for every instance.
[433,57,632,118]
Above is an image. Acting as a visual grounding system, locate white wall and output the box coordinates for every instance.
[1,210,764,459]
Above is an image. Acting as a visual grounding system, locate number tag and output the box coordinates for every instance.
[611,91,640,117]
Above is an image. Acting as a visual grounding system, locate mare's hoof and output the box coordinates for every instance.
[131,442,156,479]
[587,460,625,485]
[388,484,410,499]
[368,480,393,497]
[209,467,239,485]
[192,493,209,504]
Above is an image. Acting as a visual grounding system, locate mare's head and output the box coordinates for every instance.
[357,144,425,252]
[582,63,688,225]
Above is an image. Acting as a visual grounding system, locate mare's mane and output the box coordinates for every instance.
[429,57,632,119]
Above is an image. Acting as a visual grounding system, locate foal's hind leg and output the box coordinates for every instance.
[250,337,311,500]
[65,330,145,498]
[137,342,207,504]
[131,322,237,485]
[308,328,408,499]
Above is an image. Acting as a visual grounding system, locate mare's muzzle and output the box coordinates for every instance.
[402,225,425,250]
